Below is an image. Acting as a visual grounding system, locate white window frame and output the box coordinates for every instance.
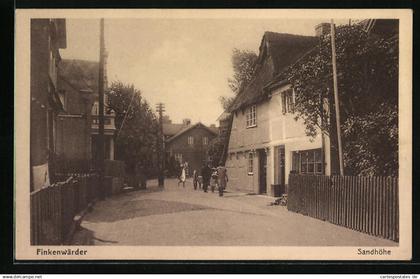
[188,136,194,146]
[247,151,254,175]
[292,148,323,174]
[202,136,208,145]
[246,105,257,128]
[281,88,295,114]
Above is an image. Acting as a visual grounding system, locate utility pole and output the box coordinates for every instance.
[155,102,165,187]
[98,18,105,197]
[330,19,344,176]
[318,31,326,175]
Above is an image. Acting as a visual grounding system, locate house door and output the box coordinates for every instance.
[258,149,267,194]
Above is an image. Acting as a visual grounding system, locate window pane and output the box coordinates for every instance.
[308,163,315,173]
[314,149,321,162]
[308,150,315,163]
[301,163,307,173]
[302,151,309,163]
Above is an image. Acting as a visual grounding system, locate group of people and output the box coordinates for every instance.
[177,162,229,197]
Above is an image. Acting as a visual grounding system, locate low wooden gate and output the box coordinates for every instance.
[287,174,399,242]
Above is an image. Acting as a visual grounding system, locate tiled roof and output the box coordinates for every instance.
[166,122,218,143]
[228,32,318,112]
[163,123,186,137]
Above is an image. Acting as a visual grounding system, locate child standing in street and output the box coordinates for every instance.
[178,164,186,188]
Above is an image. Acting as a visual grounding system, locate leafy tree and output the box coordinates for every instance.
[165,155,180,178]
[207,136,225,167]
[219,49,258,110]
[213,49,257,165]
[284,24,398,176]
[106,81,160,177]
[228,48,258,94]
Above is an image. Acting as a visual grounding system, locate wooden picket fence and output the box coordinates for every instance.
[30,174,100,245]
[287,174,399,242]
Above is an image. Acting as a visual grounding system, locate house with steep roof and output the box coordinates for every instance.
[55,59,95,171]
[225,31,334,196]
[163,118,218,176]
[57,58,116,168]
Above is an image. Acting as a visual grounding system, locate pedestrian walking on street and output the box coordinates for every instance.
[193,169,199,190]
[217,165,228,197]
[178,164,186,188]
[201,162,212,193]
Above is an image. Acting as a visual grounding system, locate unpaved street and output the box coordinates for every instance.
[71,179,396,246]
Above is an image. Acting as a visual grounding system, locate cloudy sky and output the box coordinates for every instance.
[60,17,349,126]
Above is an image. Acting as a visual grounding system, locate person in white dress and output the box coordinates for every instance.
[178,164,186,188]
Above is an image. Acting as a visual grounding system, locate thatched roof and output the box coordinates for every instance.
[216,111,231,122]
[228,32,318,112]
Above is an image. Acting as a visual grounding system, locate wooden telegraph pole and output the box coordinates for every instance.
[330,19,344,176]
[98,18,105,197]
[156,102,165,187]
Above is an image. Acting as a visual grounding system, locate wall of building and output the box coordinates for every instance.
[30,19,51,170]
[228,101,270,151]
[225,150,260,193]
[30,19,64,190]
[56,79,94,163]
[226,84,331,195]
[226,101,270,194]
[56,116,90,160]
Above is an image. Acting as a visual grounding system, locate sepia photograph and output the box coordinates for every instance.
[14,9,412,260]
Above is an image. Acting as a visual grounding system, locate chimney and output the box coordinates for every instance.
[315,23,331,37]
[210,124,216,128]
[182,118,191,126]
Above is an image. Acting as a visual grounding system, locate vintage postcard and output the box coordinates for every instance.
[15,9,412,260]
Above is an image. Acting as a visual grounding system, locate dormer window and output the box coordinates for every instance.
[281,88,295,114]
[246,105,257,128]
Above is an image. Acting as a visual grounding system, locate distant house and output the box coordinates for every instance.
[225,31,334,196]
[30,19,67,191]
[55,60,94,172]
[163,118,218,175]
[57,58,116,168]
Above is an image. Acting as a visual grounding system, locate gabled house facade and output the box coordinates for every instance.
[164,121,218,175]
[225,31,333,196]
